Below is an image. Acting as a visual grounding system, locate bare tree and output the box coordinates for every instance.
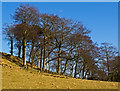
[12,4,40,67]
[3,24,15,55]
[99,42,118,80]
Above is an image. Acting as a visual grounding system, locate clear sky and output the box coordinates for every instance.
[2,2,118,54]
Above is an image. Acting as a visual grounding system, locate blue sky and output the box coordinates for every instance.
[2,2,118,54]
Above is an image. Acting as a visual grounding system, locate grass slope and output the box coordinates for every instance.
[0,52,119,89]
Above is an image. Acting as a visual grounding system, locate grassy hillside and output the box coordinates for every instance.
[0,52,119,89]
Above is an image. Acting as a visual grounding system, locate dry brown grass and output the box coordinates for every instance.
[1,52,119,89]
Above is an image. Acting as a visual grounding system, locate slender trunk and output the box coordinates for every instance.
[31,42,35,68]
[40,48,43,71]
[70,63,74,77]
[29,49,32,63]
[85,69,89,79]
[47,56,50,72]
[82,64,85,79]
[22,38,26,66]
[57,46,61,74]
[43,36,46,71]
[10,38,13,55]
[107,56,110,80]
[18,45,21,58]
[91,70,94,79]
[38,59,40,68]
[47,63,49,72]
[43,46,46,71]
[74,60,78,78]
[62,51,71,74]
[49,62,51,72]
[37,52,40,68]
[18,40,21,58]
[62,60,68,75]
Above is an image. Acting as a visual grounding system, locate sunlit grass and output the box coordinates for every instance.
[1,52,119,89]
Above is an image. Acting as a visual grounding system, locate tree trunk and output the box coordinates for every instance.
[37,52,40,68]
[31,42,35,68]
[18,45,21,58]
[47,56,50,72]
[49,62,51,72]
[10,38,13,55]
[62,60,68,75]
[22,38,26,66]
[82,64,85,79]
[43,36,47,71]
[40,48,43,71]
[91,70,94,79]
[107,56,110,80]
[29,49,32,63]
[85,69,89,79]
[74,60,78,78]
[57,46,61,74]
[18,40,21,58]
[70,63,74,77]
[43,46,46,71]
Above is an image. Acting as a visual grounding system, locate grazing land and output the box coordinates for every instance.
[0,52,119,89]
